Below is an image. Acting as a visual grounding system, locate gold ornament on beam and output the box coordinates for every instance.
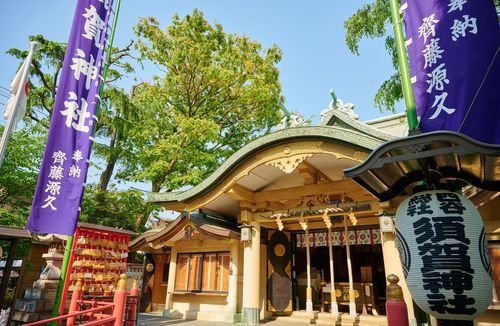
[322,210,332,229]
[276,215,284,231]
[348,209,358,226]
[299,212,307,230]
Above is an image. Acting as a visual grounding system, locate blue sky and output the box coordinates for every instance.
[0,0,401,125]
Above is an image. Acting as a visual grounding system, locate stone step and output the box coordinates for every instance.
[271,311,388,326]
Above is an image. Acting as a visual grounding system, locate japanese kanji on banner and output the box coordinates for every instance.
[27,0,114,235]
[402,0,500,144]
[395,190,492,320]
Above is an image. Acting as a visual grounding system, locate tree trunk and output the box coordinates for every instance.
[98,152,119,192]
[98,128,118,192]
[151,181,162,193]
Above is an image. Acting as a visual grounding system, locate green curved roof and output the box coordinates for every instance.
[148,125,393,204]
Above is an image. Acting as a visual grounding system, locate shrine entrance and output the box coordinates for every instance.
[291,228,386,315]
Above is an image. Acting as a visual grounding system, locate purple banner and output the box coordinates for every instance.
[27,0,114,235]
[402,0,500,144]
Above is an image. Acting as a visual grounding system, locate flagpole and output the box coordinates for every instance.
[389,0,419,132]
[0,41,38,170]
[51,0,122,320]
[97,0,122,113]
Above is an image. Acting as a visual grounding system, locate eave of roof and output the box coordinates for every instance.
[344,131,500,201]
[0,226,31,240]
[129,212,239,252]
[128,228,162,251]
[321,110,396,142]
[364,112,407,125]
[77,222,137,237]
[149,125,390,204]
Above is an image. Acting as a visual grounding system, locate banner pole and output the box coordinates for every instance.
[50,235,73,323]
[97,0,122,114]
[388,0,419,131]
[0,42,38,170]
[51,0,122,320]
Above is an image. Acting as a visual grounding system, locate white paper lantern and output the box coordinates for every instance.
[395,190,492,320]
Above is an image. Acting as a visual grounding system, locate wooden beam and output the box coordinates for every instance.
[258,217,381,231]
[254,200,379,218]
[254,179,359,202]
[254,210,379,224]
[298,161,331,184]
[162,202,187,211]
[226,183,255,202]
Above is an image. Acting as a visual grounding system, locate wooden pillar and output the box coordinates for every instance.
[327,228,339,316]
[344,216,356,316]
[227,240,239,321]
[164,248,177,313]
[303,223,313,313]
[0,238,18,309]
[242,221,260,325]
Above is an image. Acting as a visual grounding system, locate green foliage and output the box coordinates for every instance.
[0,122,46,227]
[344,0,400,112]
[345,0,500,112]
[1,10,284,232]
[6,34,133,125]
[80,185,158,233]
[0,120,155,232]
[122,10,284,191]
[6,34,66,124]
[2,35,147,232]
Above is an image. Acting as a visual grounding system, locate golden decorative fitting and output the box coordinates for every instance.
[348,209,357,226]
[386,274,404,301]
[276,215,284,231]
[117,273,127,290]
[131,278,138,290]
[265,153,314,174]
[322,210,332,229]
[349,289,356,301]
[76,278,82,288]
[353,151,368,162]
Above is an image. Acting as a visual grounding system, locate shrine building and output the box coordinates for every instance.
[130,101,500,325]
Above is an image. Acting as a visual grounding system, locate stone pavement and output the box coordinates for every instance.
[137,313,313,325]
[138,313,231,325]
[138,312,388,325]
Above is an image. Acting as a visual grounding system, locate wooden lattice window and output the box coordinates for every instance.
[174,252,230,293]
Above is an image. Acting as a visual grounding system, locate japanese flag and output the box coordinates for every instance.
[3,58,30,130]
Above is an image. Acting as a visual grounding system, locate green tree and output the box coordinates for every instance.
[2,35,153,232]
[0,123,46,227]
[344,0,400,112]
[7,34,134,192]
[80,185,157,234]
[344,0,500,112]
[122,10,284,192]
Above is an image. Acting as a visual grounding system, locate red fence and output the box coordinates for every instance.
[24,274,138,326]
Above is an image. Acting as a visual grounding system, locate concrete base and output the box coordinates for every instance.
[349,302,357,316]
[163,309,233,322]
[242,307,260,325]
[306,299,314,313]
[331,302,339,316]
[162,309,183,319]
[225,312,242,323]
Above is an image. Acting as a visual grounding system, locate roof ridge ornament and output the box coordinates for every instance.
[276,110,310,130]
[320,89,359,123]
